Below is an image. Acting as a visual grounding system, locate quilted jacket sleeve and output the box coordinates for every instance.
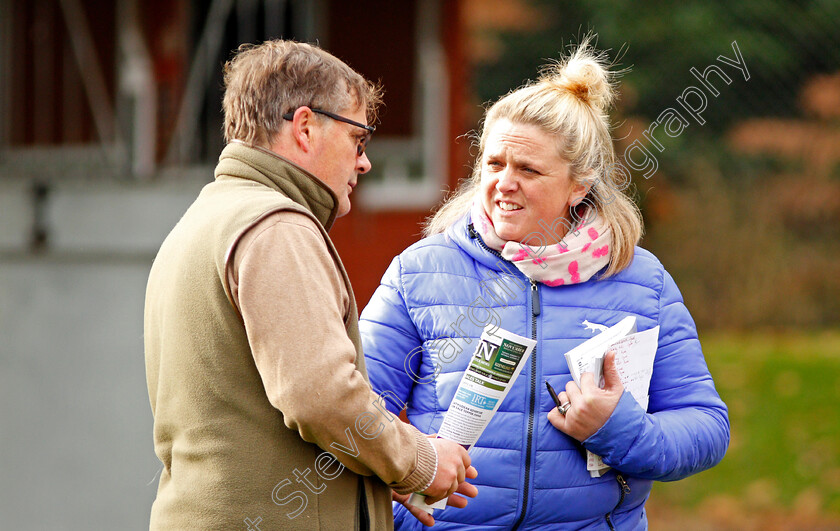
[582,268,730,481]
[359,256,424,416]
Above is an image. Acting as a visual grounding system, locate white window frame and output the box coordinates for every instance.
[356,0,449,210]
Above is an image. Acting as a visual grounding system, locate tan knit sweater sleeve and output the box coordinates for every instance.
[228,210,436,494]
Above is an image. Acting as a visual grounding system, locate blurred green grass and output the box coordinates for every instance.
[652,331,840,518]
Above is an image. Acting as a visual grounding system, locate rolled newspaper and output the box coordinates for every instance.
[408,324,536,514]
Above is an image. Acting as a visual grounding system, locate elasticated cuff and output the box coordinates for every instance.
[583,391,646,463]
[390,430,437,495]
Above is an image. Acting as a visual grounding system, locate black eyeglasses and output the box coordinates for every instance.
[282,107,375,156]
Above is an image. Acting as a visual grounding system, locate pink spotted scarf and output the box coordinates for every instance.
[470,200,612,286]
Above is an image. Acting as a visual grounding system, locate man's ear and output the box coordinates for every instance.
[289,107,317,153]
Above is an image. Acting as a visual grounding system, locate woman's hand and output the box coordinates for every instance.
[547,351,624,441]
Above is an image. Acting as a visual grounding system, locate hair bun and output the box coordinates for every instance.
[541,39,616,113]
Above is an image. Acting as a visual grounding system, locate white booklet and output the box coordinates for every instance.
[563,316,659,477]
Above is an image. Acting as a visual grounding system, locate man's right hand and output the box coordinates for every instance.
[422,438,477,504]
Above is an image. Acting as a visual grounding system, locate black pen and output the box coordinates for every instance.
[545,380,563,410]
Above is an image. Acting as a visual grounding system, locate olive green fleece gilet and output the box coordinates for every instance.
[144,143,392,530]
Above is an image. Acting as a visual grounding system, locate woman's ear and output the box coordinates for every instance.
[568,177,592,208]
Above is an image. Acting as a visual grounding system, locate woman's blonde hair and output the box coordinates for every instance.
[425,37,642,276]
[223,40,383,147]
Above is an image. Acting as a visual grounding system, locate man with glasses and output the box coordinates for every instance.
[144,40,476,530]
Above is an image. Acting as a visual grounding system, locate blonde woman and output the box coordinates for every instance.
[360,40,729,530]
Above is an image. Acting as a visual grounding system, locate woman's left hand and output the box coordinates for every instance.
[547,350,624,441]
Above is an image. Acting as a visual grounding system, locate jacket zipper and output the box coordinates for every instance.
[470,223,628,529]
[511,279,540,530]
[468,223,504,259]
[605,473,631,530]
[468,224,540,530]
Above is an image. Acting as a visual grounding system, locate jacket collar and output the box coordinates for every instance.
[215,141,339,231]
[447,210,610,283]
[446,213,513,273]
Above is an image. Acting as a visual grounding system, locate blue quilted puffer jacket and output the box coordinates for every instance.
[359,215,729,530]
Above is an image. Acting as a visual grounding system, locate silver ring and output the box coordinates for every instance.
[558,402,571,415]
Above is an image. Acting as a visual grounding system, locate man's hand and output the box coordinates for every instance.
[422,438,476,504]
[392,471,478,527]
[547,350,624,441]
